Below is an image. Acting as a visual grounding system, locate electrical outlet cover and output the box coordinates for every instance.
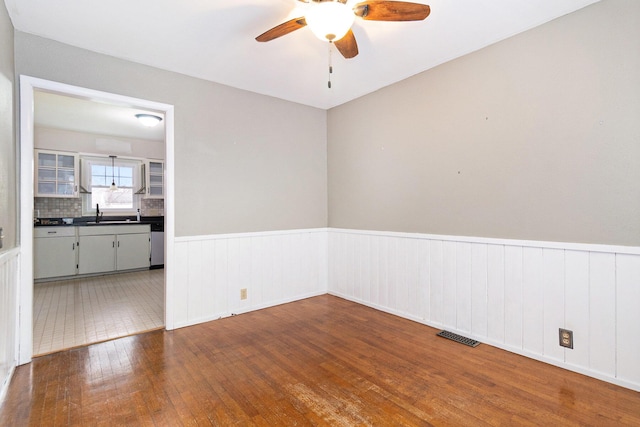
[559,328,573,349]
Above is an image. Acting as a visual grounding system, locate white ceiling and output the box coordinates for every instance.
[6,0,599,110]
[34,91,165,141]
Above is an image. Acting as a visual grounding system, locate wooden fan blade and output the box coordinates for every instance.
[354,1,430,21]
[256,17,307,42]
[334,29,359,59]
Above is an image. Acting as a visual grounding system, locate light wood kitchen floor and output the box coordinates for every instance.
[33,269,164,356]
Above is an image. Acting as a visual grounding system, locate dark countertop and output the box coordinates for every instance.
[35,216,164,227]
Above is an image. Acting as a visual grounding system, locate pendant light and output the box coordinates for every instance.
[109,155,118,191]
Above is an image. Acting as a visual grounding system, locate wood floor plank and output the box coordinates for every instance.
[1,295,639,426]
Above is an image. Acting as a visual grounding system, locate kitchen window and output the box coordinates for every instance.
[81,156,143,215]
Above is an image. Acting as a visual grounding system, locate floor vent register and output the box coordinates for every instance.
[436,330,480,347]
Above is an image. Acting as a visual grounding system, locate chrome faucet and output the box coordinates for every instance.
[96,204,103,223]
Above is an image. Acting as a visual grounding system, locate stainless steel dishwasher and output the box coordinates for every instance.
[150,222,164,269]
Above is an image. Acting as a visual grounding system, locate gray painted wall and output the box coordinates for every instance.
[0,0,15,250]
[328,0,640,246]
[14,32,328,236]
[35,127,165,160]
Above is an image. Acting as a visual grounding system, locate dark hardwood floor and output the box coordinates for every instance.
[1,295,639,426]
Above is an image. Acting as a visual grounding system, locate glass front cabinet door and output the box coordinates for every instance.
[145,160,164,199]
[35,149,79,198]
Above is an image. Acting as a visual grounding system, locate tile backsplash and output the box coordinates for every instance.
[34,197,82,218]
[35,197,164,218]
[141,199,164,216]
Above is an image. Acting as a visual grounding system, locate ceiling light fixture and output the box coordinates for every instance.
[109,155,118,191]
[135,113,163,127]
[305,0,355,42]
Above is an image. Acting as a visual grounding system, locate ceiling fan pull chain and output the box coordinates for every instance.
[328,42,333,89]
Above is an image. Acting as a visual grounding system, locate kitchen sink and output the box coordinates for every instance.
[85,220,141,225]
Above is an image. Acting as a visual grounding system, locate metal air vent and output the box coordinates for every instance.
[436,330,480,347]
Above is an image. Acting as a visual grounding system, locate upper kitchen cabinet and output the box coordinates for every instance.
[35,149,79,198]
[145,160,164,199]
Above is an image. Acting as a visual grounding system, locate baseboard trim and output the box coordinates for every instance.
[173,290,327,330]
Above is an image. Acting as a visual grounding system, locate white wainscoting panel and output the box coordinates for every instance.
[172,229,327,329]
[0,248,20,401]
[522,247,544,355]
[616,254,640,384]
[328,229,640,391]
[589,252,616,377]
[487,244,505,344]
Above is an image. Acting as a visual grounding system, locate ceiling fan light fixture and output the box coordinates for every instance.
[135,113,163,127]
[305,1,355,42]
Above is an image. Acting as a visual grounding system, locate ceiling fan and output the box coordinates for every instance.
[256,0,431,59]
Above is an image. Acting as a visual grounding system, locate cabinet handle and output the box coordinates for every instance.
[113,241,115,248]
[72,243,75,250]
[47,231,57,234]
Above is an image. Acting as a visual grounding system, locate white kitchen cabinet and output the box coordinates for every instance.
[35,149,79,198]
[145,160,164,199]
[116,233,151,270]
[34,227,78,280]
[78,233,116,275]
[78,225,150,275]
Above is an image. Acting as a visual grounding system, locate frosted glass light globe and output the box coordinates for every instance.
[306,1,355,42]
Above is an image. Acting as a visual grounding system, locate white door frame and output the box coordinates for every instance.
[18,76,176,364]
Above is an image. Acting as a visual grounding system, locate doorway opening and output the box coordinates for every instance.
[19,76,175,364]
[31,90,166,355]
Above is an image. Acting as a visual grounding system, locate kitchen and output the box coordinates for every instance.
[32,91,165,355]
